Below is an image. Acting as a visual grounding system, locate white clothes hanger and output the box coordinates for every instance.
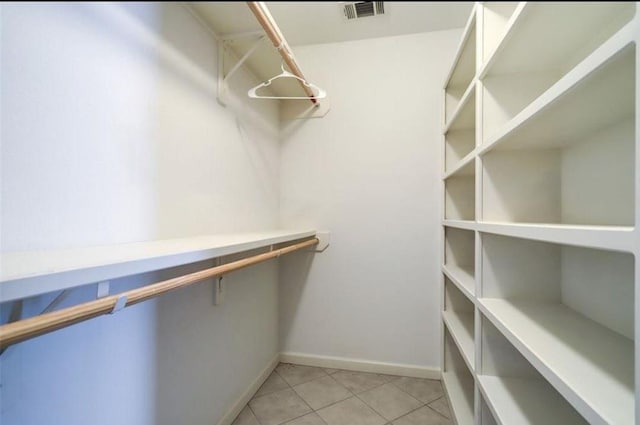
[248,63,327,101]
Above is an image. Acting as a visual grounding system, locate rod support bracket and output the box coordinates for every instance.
[314,231,330,252]
[213,258,225,305]
[110,295,127,314]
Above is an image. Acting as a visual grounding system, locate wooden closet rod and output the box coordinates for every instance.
[0,237,319,350]
[246,1,318,104]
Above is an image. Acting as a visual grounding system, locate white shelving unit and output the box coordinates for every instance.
[440,3,639,424]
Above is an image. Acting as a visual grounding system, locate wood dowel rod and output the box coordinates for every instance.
[246,2,318,104]
[0,237,319,350]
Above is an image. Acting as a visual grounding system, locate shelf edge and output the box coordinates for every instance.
[443,149,477,180]
[477,222,634,253]
[0,230,317,303]
[442,265,475,302]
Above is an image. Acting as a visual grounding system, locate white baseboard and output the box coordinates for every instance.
[279,352,441,380]
[216,353,280,425]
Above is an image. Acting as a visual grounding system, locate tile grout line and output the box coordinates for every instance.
[385,402,432,425]
[274,363,330,425]
[351,379,426,423]
[425,397,452,420]
[386,378,444,406]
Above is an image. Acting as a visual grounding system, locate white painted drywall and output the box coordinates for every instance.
[278,30,462,369]
[1,3,280,425]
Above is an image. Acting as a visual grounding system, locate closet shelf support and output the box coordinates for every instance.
[246,1,318,105]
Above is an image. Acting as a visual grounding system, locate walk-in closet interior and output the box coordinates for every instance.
[1,2,639,425]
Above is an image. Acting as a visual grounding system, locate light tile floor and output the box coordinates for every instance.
[232,363,452,425]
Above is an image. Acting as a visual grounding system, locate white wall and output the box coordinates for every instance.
[1,3,280,424]
[278,30,461,370]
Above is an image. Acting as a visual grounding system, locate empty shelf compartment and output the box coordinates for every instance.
[443,329,475,425]
[444,226,475,296]
[482,46,635,227]
[479,233,634,425]
[478,316,588,425]
[445,161,475,221]
[443,279,475,370]
[445,16,477,125]
[481,2,635,140]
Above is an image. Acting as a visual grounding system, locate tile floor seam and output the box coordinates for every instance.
[282,370,318,422]
[303,390,357,413]
[275,410,317,425]
[384,382,425,407]
[315,395,388,425]
[382,403,428,425]
[386,380,430,406]
[352,391,392,421]
[292,386,316,415]
[251,386,291,403]
[354,381,438,423]
[426,397,451,420]
[277,363,330,387]
[247,403,261,425]
[272,367,292,389]
[289,374,356,411]
[325,373,356,396]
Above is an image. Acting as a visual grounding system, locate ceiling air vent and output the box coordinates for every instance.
[343,2,385,20]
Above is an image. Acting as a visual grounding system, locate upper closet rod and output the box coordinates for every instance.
[0,237,319,350]
[246,1,318,104]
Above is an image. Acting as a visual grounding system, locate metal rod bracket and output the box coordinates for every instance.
[213,258,225,305]
[110,295,127,314]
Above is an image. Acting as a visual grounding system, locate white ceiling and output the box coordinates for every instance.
[189,2,472,97]
[191,2,473,46]
[267,2,473,46]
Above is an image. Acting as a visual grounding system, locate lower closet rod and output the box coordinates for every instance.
[0,237,319,350]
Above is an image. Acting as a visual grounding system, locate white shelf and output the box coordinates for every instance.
[480,395,499,425]
[478,376,588,425]
[480,5,636,145]
[443,310,474,372]
[443,220,477,231]
[478,299,634,425]
[445,130,475,174]
[443,152,475,180]
[442,371,475,425]
[443,264,475,300]
[445,82,476,133]
[481,2,635,78]
[0,229,316,302]
[445,165,476,221]
[477,221,634,253]
[480,39,635,227]
[481,32,635,153]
